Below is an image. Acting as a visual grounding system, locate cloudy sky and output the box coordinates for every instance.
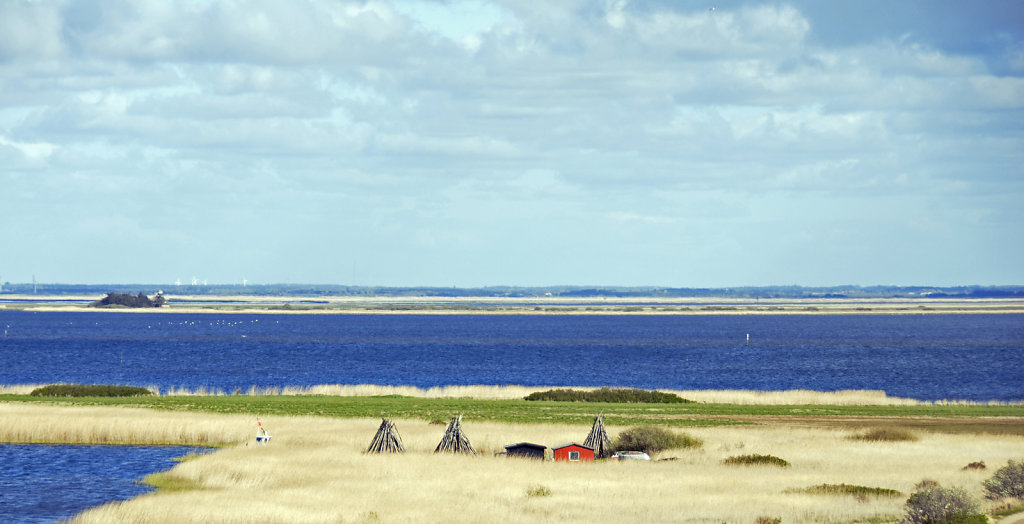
[1,0,1022,287]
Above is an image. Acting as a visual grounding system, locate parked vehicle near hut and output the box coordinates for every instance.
[611,451,650,461]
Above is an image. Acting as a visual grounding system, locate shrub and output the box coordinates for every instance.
[983,459,1024,499]
[721,454,790,468]
[962,461,986,471]
[902,483,985,524]
[797,483,902,498]
[852,428,919,442]
[612,426,702,454]
[524,387,692,403]
[755,517,781,524]
[30,384,153,397]
[526,485,552,498]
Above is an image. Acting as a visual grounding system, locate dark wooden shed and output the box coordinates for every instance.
[553,443,595,462]
[504,442,547,460]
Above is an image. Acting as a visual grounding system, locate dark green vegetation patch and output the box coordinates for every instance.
[851,427,919,442]
[721,454,790,467]
[612,425,702,454]
[524,387,691,403]
[793,483,902,498]
[30,384,154,397]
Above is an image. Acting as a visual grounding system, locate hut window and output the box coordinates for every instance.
[569,451,580,461]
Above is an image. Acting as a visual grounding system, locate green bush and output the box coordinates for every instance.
[30,384,154,397]
[721,454,790,468]
[612,426,702,454]
[983,459,1024,500]
[798,483,902,498]
[526,485,552,498]
[902,483,985,524]
[852,428,919,442]
[524,387,691,403]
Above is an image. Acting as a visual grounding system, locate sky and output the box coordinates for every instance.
[1,0,1022,288]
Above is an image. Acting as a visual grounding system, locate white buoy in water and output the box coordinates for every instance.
[746,333,750,344]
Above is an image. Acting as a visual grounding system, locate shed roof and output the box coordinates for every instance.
[504,442,547,450]
[552,443,594,451]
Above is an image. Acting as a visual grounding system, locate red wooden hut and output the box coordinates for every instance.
[552,443,594,462]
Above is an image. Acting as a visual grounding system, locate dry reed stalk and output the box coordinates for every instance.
[0,403,251,445]
[7,383,1016,405]
[0,384,46,395]
[162,385,227,396]
[672,388,924,405]
[53,411,1024,524]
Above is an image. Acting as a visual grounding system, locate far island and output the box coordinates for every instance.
[89,291,166,308]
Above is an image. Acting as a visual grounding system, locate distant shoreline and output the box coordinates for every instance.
[2,294,1024,315]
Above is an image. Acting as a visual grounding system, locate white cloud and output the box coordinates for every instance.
[0,0,1020,286]
[0,135,56,164]
[0,2,65,60]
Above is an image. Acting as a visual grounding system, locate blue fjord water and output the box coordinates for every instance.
[1,310,1022,400]
[0,444,207,524]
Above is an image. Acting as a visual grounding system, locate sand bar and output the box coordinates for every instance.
[4,294,1024,315]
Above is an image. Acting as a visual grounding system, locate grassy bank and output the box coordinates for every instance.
[5,383,993,405]
[3,394,1024,430]
[4,392,1024,446]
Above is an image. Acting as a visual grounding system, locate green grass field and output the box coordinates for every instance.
[3,394,1022,430]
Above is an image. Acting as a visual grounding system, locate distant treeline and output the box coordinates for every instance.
[4,282,1023,299]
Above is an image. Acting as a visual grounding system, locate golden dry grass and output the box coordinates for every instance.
[3,404,1013,524]
[0,383,48,395]
[155,384,1016,406]
[0,403,249,445]
[10,382,1018,405]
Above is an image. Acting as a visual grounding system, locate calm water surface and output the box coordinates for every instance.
[1,310,1022,400]
[0,444,207,524]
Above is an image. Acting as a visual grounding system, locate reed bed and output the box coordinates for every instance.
[0,403,250,445]
[8,383,1019,405]
[675,388,926,406]
[0,383,48,395]
[153,384,944,405]
[23,405,1014,524]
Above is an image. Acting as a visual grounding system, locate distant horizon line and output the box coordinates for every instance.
[2,282,1022,290]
